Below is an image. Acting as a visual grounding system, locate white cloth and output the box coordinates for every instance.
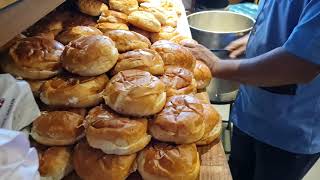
[0,129,39,180]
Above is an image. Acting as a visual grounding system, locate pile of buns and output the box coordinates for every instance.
[0,0,221,179]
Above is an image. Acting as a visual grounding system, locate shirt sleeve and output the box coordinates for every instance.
[283,0,320,65]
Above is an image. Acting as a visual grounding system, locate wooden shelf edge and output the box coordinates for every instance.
[0,0,65,47]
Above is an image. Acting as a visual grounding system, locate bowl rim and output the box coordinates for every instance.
[187,10,256,34]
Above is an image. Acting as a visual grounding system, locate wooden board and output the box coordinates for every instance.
[0,0,65,47]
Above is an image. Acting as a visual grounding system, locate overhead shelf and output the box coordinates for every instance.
[0,0,65,47]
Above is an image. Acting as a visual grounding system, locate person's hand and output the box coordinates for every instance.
[225,34,250,58]
[180,39,219,69]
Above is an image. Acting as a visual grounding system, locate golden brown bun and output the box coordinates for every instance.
[96,22,129,33]
[39,147,73,180]
[61,35,118,76]
[129,26,151,39]
[139,3,166,25]
[197,118,222,146]
[151,26,179,43]
[151,40,196,71]
[56,26,103,45]
[194,60,212,89]
[160,0,181,16]
[85,105,151,155]
[112,49,164,76]
[160,66,197,97]
[194,92,210,104]
[170,35,193,44]
[164,10,178,27]
[98,10,128,24]
[40,74,108,108]
[31,111,84,146]
[105,30,151,53]
[196,104,221,145]
[128,11,161,33]
[1,37,64,80]
[149,95,205,144]
[137,143,200,180]
[0,34,26,53]
[103,70,166,117]
[26,79,46,98]
[109,0,139,15]
[77,0,109,16]
[73,141,137,180]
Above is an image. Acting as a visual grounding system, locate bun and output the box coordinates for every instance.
[73,141,137,180]
[170,35,193,44]
[129,26,151,39]
[194,60,212,89]
[160,66,197,97]
[112,49,164,75]
[194,92,210,104]
[150,26,178,43]
[164,10,178,27]
[26,79,46,97]
[98,10,128,24]
[137,143,200,180]
[151,40,196,71]
[85,105,151,155]
[105,30,151,53]
[31,111,84,146]
[56,26,103,45]
[103,70,166,117]
[149,95,205,144]
[96,22,129,33]
[40,74,108,108]
[128,11,161,33]
[1,37,64,80]
[139,3,166,25]
[39,147,73,180]
[109,0,139,15]
[197,118,222,145]
[196,104,221,145]
[77,0,109,16]
[61,35,118,76]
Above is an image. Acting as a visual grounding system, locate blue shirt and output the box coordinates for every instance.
[231,0,320,154]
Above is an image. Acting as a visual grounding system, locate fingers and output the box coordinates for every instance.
[225,38,244,51]
[180,40,197,48]
[229,45,246,58]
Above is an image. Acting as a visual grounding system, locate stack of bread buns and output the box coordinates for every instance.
[0,0,221,179]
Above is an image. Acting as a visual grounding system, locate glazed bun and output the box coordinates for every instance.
[105,30,151,53]
[26,79,46,97]
[56,26,103,45]
[194,60,212,89]
[103,70,166,117]
[98,10,128,24]
[128,11,161,33]
[160,66,197,97]
[151,40,196,71]
[40,74,108,108]
[137,143,200,180]
[149,95,205,144]
[77,0,109,16]
[150,26,178,43]
[96,22,129,33]
[61,35,118,76]
[139,3,166,25]
[73,141,137,180]
[1,36,64,80]
[39,147,73,180]
[112,49,164,76]
[31,111,84,146]
[109,0,139,15]
[85,105,151,155]
[196,104,221,146]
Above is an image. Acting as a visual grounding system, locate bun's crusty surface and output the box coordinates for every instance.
[170,35,194,44]
[151,40,196,71]
[85,105,151,155]
[113,49,164,75]
[150,26,178,43]
[96,22,129,33]
[137,143,200,180]
[31,111,84,146]
[103,70,166,117]
[160,66,197,97]
[61,35,118,76]
[139,3,166,25]
[128,11,161,33]
[109,0,139,15]
[98,10,128,24]
[105,30,151,53]
[164,10,178,27]
[197,118,222,146]
[39,147,73,180]
[77,0,109,16]
[194,92,210,104]
[40,74,108,108]
[194,60,212,90]
[149,95,205,144]
[73,140,137,180]
[56,26,103,45]
[1,37,64,80]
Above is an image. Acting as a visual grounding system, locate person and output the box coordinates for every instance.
[194,0,229,10]
[181,0,320,180]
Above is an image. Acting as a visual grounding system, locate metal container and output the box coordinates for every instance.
[187,11,255,102]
